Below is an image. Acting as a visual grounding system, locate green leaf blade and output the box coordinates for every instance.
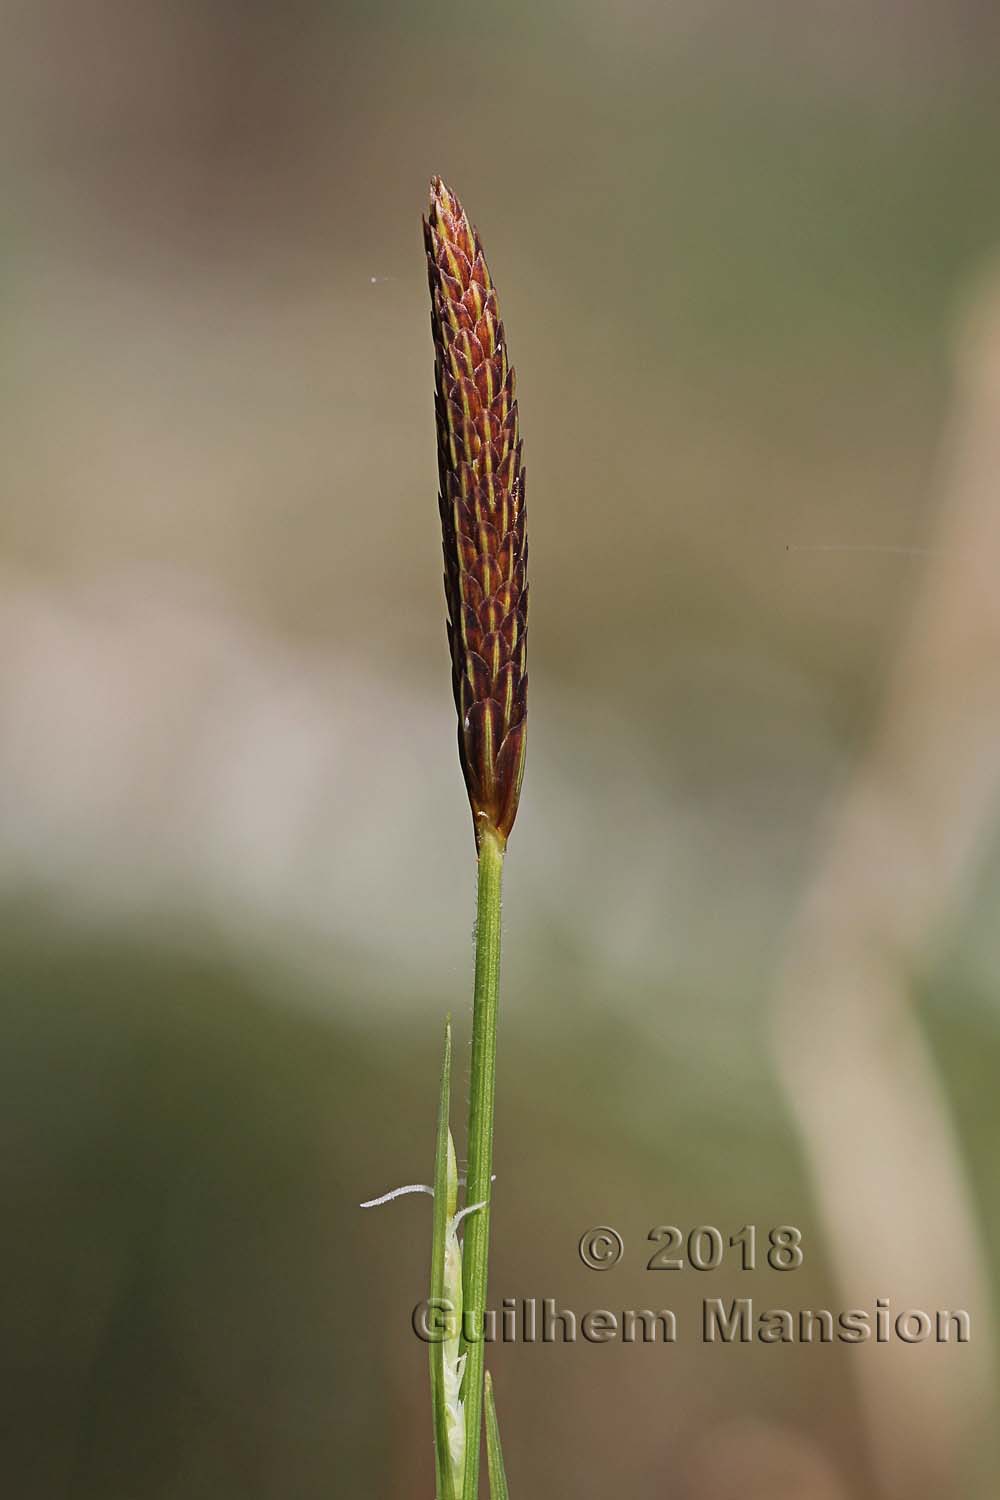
[484,1372,510,1500]
[430,1019,457,1500]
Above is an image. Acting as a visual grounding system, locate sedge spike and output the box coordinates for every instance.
[424,177,528,851]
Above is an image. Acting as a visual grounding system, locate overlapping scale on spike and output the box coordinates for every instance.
[425,178,528,848]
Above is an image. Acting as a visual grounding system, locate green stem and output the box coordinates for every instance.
[460,824,505,1498]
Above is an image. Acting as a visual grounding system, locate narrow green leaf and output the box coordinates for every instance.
[484,1372,509,1500]
[431,1019,457,1500]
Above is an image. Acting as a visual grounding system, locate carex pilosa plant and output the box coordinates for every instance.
[425,174,527,1497]
[362,178,527,1498]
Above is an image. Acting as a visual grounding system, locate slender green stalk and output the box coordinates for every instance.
[460,824,505,1497]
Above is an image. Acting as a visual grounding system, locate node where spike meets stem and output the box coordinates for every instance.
[460,823,504,1496]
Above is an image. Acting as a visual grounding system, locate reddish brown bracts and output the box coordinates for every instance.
[424,177,528,849]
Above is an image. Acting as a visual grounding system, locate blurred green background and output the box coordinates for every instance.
[3,1,1000,1496]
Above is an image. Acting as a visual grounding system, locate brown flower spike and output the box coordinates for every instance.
[424,178,528,850]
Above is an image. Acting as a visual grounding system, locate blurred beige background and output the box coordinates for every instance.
[2,1,1000,1496]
